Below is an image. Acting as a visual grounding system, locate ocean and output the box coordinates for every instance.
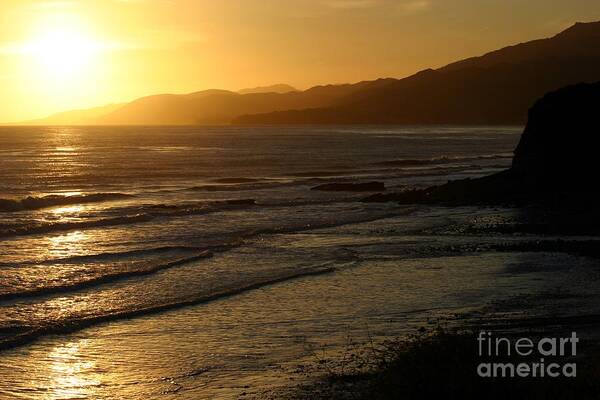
[4,125,595,399]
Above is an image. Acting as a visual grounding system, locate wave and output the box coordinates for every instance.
[181,160,507,190]
[0,199,257,238]
[231,208,407,238]
[339,164,503,184]
[146,198,255,213]
[259,197,360,208]
[0,251,213,302]
[0,193,134,212]
[210,177,264,184]
[285,170,355,178]
[281,160,510,180]
[0,209,411,351]
[374,153,513,167]
[0,246,206,268]
[0,195,385,239]
[0,266,336,351]
[37,245,208,264]
[186,182,292,192]
[0,214,154,238]
[30,239,245,267]
[2,208,404,302]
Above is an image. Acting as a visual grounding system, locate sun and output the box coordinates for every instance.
[21,27,104,78]
[10,14,117,119]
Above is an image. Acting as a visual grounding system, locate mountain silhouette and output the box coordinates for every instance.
[25,21,600,126]
[235,21,600,125]
[28,80,394,125]
[100,81,399,125]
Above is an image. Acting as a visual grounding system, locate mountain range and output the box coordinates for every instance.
[26,21,600,126]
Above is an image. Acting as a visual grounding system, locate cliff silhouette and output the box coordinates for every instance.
[364,82,600,207]
[512,82,600,189]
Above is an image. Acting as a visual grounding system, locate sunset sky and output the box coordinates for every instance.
[1,0,600,122]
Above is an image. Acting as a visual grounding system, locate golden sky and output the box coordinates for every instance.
[1,0,599,122]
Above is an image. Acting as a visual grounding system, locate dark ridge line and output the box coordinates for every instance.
[0,266,337,352]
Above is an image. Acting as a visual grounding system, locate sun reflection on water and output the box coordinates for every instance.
[50,205,85,216]
[54,147,78,153]
[57,191,84,197]
[47,340,101,399]
[46,230,91,259]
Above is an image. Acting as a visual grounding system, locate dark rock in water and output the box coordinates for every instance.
[312,182,386,192]
[364,82,600,206]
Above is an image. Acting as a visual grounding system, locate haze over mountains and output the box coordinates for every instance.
[237,84,297,95]
[27,21,600,126]
[26,103,125,125]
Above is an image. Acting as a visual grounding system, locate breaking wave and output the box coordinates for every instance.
[0,266,336,350]
[374,153,513,167]
[0,193,134,212]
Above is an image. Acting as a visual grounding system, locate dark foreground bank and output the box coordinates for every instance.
[258,325,600,400]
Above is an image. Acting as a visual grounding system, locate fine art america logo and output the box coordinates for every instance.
[477,331,578,378]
